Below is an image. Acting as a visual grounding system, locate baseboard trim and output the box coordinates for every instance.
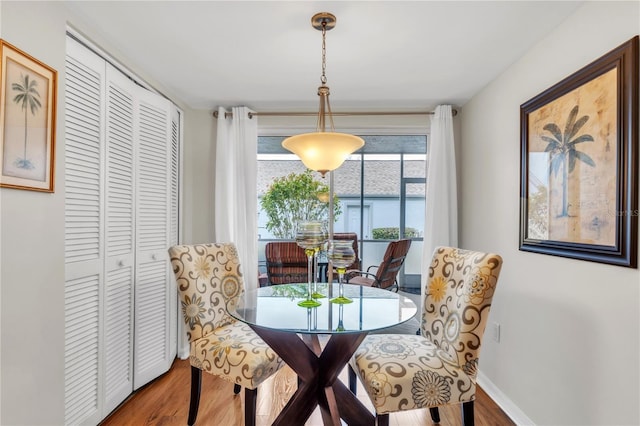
[177,344,189,360]
[477,371,535,426]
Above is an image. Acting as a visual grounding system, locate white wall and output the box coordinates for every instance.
[0,2,211,424]
[1,3,67,424]
[183,110,216,244]
[460,2,639,425]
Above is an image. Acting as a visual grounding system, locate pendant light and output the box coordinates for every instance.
[282,12,365,177]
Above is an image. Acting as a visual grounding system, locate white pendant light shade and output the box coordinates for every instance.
[282,132,364,175]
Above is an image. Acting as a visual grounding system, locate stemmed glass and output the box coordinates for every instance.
[328,240,356,304]
[295,221,326,307]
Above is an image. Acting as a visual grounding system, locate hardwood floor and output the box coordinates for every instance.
[100,358,514,426]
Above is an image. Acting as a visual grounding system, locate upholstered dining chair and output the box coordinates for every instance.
[168,243,284,426]
[346,238,412,291]
[348,246,503,426]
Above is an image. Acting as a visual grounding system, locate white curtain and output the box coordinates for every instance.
[215,106,259,287]
[422,105,458,298]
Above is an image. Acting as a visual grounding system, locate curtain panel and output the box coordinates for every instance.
[422,105,458,303]
[215,106,259,287]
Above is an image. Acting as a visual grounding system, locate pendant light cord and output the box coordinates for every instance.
[318,21,336,132]
[321,23,327,85]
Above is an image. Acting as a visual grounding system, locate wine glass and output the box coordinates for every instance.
[328,239,356,304]
[295,221,326,307]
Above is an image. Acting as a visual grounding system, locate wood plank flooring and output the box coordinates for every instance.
[100,358,514,426]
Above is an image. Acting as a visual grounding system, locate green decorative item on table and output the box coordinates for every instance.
[295,220,327,307]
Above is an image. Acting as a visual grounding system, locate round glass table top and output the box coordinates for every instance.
[228,283,418,334]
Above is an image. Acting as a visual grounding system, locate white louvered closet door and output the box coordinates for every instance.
[64,37,106,426]
[133,86,173,389]
[103,63,136,413]
[170,105,181,357]
[65,35,179,424]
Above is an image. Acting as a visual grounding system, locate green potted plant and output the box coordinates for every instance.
[260,170,341,239]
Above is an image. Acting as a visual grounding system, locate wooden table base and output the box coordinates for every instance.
[250,325,375,426]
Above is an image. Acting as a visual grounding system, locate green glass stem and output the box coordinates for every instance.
[330,267,352,304]
[299,249,321,307]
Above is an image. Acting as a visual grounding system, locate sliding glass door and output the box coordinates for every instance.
[257,135,427,291]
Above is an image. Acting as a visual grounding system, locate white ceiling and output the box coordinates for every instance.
[65,1,583,112]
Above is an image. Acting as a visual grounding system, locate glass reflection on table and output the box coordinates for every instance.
[228,283,417,334]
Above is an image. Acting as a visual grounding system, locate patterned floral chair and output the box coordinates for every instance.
[349,246,503,426]
[168,243,284,426]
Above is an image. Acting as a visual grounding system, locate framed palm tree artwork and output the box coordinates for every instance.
[520,36,638,268]
[0,40,57,192]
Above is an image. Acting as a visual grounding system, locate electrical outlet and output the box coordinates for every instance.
[492,322,501,343]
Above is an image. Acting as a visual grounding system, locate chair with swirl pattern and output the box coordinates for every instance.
[348,246,503,426]
[168,243,284,426]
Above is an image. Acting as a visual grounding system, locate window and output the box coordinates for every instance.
[257,135,426,291]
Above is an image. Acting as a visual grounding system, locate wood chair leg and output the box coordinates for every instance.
[348,364,357,395]
[188,366,202,426]
[233,383,241,394]
[376,413,389,426]
[244,388,257,426]
[461,401,475,426]
[429,407,440,423]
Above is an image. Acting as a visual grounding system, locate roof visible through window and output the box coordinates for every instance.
[258,135,427,155]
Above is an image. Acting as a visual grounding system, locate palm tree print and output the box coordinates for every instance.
[11,73,42,170]
[542,105,595,217]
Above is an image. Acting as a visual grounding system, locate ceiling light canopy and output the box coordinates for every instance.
[282,12,364,177]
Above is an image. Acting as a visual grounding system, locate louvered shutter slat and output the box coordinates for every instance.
[101,64,136,415]
[64,55,102,264]
[135,262,167,367]
[104,267,133,401]
[64,274,100,426]
[64,39,105,426]
[134,90,172,389]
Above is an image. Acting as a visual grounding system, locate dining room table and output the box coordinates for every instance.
[227,282,418,426]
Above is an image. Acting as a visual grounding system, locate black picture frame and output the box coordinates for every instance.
[519,36,638,268]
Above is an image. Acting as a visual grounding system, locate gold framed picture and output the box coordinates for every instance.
[520,36,638,267]
[0,40,57,192]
